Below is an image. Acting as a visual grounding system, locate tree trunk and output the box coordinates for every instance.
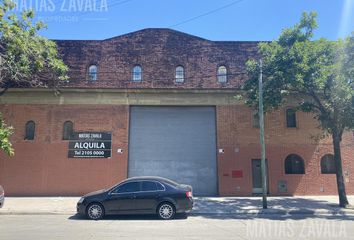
[332,128,349,208]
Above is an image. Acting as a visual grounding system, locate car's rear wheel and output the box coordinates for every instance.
[157,202,175,220]
[86,203,105,220]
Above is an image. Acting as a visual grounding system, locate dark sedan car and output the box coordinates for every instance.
[77,176,193,220]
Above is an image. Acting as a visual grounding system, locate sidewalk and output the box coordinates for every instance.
[1,196,354,216]
[193,196,354,215]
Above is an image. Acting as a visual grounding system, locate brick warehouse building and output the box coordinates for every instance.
[0,28,353,196]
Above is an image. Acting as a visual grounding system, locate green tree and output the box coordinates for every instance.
[0,0,68,155]
[243,12,354,207]
[0,113,13,156]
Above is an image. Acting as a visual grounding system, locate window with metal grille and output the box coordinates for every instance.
[217,66,227,83]
[88,65,97,81]
[285,154,305,174]
[175,66,184,83]
[132,65,142,82]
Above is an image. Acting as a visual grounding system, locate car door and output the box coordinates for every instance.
[105,181,140,214]
[134,181,162,213]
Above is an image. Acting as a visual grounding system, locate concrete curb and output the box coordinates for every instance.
[0,211,74,215]
[1,209,354,216]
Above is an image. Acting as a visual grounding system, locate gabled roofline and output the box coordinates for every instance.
[52,28,262,43]
[103,28,211,42]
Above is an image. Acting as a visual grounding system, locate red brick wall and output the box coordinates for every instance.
[0,103,353,196]
[0,104,130,196]
[216,105,354,196]
[55,29,259,90]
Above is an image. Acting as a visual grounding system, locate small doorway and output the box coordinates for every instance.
[252,159,269,194]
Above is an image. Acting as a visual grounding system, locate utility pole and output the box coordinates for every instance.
[258,59,267,209]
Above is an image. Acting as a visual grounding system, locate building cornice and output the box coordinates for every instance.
[0,88,244,105]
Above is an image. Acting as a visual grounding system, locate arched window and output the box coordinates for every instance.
[132,65,142,82]
[63,121,74,140]
[285,154,305,174]
[175,66,184,83]
[321,154,336,174]
[24,121,35,140]
[286,108,297,128]
[217,66,227,83]
[88,65,98,81]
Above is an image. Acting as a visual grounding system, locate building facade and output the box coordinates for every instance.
[0,29,353,196]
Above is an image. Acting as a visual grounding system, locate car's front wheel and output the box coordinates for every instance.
[86,203,105,220]
[157,202,175,220]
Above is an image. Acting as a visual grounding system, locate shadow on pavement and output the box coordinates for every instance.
[194,197,342,211]
[193,213,354,221]
[68,197,354,221]
[192,197,354,221]
[68,213,188,221]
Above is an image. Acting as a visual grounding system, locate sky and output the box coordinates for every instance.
[11,0,354,41]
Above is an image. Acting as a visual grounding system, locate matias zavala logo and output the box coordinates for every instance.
[12,0,108,12]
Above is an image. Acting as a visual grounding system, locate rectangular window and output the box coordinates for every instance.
[286,108,297,128]
[253,111,260,128]
[63,121,74,140]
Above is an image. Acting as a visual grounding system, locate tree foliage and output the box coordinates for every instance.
[0,0,68,95]
[243,12,353,207]
[244,12,354,134]
[0,113,13,156]
[0,0,69,156]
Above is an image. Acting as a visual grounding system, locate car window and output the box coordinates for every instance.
[141,181,157,191]
[114,182,140,193]
[161,178,179,187]
[156,182,165,191]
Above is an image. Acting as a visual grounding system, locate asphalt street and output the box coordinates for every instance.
[1,214,354,240]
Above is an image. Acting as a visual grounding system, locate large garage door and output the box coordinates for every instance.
[128,106,217,196]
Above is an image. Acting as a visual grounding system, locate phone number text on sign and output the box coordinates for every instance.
[68,132,112,158]
[68,150,111,158]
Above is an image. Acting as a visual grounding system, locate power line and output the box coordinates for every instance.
[169,0,245,28]
[107,0,135,8]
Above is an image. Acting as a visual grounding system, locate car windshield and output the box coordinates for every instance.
[108,180,125,191]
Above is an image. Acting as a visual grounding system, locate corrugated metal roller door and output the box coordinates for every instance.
[128,106,218,196]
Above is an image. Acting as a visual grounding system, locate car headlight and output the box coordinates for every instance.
[78,197,85,204]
